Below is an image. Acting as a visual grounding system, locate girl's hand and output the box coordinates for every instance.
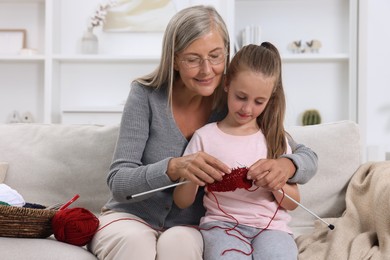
[247,158,296,191]
[168,152,230,186]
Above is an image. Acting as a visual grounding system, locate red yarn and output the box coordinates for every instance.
[204,167,284,256]
[52,207,99,246]
[207,167,254,192]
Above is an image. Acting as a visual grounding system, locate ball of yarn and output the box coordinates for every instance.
[52,207,99,246]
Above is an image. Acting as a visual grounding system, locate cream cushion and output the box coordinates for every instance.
[0,123,118,213]
[287,120,361,237]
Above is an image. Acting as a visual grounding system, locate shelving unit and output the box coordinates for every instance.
[0,0,162,124]
[0,0,45,123]
[232,0,358,126]
[0,0,358,126]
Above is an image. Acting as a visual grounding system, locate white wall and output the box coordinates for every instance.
[362,0,390,161]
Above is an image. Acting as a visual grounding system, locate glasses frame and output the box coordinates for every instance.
[179,53,227,69]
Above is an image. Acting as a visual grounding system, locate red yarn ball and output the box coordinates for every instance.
[52,207,99,246]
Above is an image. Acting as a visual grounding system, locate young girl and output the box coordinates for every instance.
[173,42,300,259]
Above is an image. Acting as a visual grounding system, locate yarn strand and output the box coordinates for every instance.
[201,187,285,256]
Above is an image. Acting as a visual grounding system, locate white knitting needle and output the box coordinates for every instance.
[128,181,335,230]
[277,190,334,230]
[127,181,191,200]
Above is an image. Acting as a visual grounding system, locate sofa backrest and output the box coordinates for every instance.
[287,120,361,237]
[0,123,119,214]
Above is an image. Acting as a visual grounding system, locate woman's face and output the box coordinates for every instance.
[174,30,226,97]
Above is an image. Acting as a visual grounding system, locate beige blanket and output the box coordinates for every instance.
[296,161,390,260]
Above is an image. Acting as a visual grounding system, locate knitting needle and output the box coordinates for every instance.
[277,190,334,230]
[127,181,191,200]
[59,194,80,210]
[127,182,335,230]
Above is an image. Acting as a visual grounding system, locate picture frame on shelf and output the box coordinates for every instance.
[103,0,176,32]
[0,29,26,55]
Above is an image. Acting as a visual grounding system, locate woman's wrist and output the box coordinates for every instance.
[279,157,296,179]
[167,157,180,182]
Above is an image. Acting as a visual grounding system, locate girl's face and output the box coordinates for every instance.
[225,70,275,128]
[174,30,226,97]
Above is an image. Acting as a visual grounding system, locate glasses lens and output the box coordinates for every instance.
[209,54,225,65]
[182,54,226,68]
[185,58,201,68]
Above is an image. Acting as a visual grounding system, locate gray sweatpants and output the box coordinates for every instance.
[200,221,298,260]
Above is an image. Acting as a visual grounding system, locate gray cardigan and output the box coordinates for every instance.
[104,82,318,229]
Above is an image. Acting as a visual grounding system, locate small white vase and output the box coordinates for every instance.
[81,28,98,54]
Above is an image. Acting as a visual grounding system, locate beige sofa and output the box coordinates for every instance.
[0,121,362,259]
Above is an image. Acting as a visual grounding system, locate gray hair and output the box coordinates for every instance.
[135,5,230,107]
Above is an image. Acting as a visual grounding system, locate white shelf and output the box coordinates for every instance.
[281,53,349,62]
[62,106,124,113]
[52,55,160,63]
[0,55,45,61]
[0,0,44,2]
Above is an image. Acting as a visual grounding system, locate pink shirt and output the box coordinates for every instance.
[184,123,293,234]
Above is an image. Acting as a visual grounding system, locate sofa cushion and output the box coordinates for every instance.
[0,237,97,260]
[287,120,361,237]
[0,124,119,214]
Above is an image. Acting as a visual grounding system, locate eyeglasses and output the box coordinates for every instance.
[180,53,227,69]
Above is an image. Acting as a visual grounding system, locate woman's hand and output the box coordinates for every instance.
[167,152,230,186]
[247,158,296,191]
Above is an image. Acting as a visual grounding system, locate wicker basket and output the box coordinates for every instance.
[0,205,57,238]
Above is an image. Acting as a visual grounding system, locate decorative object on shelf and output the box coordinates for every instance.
[88,1,118,30]
[302,109,322,125]
[21,111,34,123]
[81,0,118,54]
[19,48,38,56]
[287,39,322,53]
[103,0,176,32]
[0,29,26,55]
[7,111,20,123]
[238,25,262,49]
[7,111,34,123]
[81,28,98,54]
[305,39,322,53]
[287,40,302,53]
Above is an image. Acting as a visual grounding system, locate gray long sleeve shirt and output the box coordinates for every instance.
[104,82,318,229]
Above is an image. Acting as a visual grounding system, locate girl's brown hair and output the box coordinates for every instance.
[225,43,287,159]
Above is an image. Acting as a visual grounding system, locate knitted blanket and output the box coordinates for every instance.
[296,161,390,260]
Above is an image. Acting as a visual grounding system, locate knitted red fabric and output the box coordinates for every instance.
[207,167,253,192]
